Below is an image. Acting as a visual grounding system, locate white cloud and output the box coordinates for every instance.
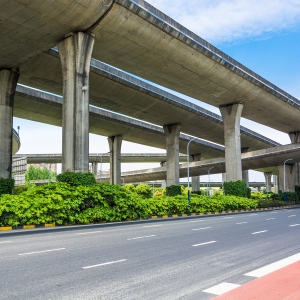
[148,0,300,44]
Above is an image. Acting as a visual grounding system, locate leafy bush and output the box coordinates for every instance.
[154,190,163,198]
[0,178,14,195]
[123,183,136,193]
[166,185,181,196]
[56,171,96,186]
[223,180,250,198]
[135,183,152,199]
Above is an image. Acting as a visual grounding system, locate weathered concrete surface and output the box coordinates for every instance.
[264,172,272,193]
[13,85,225,159]
[0,0,113,68]
[1,1,299,135]
[220,103,243,181]
[108,135,122,185]
[17,50,280,151]
[278,164,295,192]
[101,143,300,183]
[58,32,95,173]
[190,154,201,191]
[13,153,188,164]
[0,69,19,178]
[163,124,181,186]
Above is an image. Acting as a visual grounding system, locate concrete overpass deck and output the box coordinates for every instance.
[101,143,300,183]
[12,128,20,155]
[16,48,279,151]
[14,85,225,158]
[1,0,299,133]
[13,153,187,164]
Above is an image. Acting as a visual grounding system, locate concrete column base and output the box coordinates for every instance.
[190,154,201,191]
[58,32,95,173]
[264,172,272,193]
[0,69,19,179]
[273,175,279,194]
[278,164,295,192]
[92,161,98,178]
[163,124,181,186]
[220,103,243,181]
[108,135,122,185]
[160,161,167,188]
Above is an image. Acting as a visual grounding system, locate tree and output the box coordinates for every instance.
[25,165,56,185]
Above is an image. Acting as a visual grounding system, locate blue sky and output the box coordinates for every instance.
[13,0,300,183]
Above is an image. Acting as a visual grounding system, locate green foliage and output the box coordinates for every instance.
[56,171,96,186]
[223,180,250,198]
[25,165,56,185]
[213,189,222,196]
[257,199,285,208]
[135,183,152,199]
[154,190,163,198]
[123,183,136,193]
[166,185,182,196]
[0,178,14,195]
[191,190,201,196]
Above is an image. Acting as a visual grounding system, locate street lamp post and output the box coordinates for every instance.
[284,158,293,202]
[207,167,215,196]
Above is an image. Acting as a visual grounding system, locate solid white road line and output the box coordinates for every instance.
[143,225,162,228]
[251,230,268,235]
[289,224,300,227]
[127,235,156,240]
[266,218,275,220]
[0,241,11,244]
[192,227,211,231]
[245,252,300,277]
[83,259,127,269]
[203,282,241,295]
[19,248,66,256]
[236,222,248,224]
[192,241,216,247]
[75,231,102,235]
[288,215,296,217]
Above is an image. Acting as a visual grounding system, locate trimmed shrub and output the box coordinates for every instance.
[166,185,181,196]
[135,183,152,199]
[0,178,14,195]
[223,180,249,198]
[56,171,96,186]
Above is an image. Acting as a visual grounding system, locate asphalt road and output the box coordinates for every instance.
[0,208,299,300]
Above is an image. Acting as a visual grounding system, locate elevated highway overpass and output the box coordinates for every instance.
[1,0,299,185]
[101,143,300,192]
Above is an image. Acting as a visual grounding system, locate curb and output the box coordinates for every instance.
[1,205,298,235]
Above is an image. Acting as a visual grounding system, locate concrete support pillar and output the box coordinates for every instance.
[0,69,19,179]
[108,135,122,185]
[222,173,226,183]
[220,103,243,182]
[273,175,279,194]
[264,172,272,193]
[163,124,181,186]
[278,164,295,192]
[160,161,167,188]
[190,154,201,191]
[92,161,98,177]
[241,147,249,187]
[57,32,95,173]
[288,132,300,186]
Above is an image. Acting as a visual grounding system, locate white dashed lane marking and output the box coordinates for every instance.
[236,222,248,224]
[192,241,216,247]
[266,218,275,220]
[83,259,127,269]
[290,224,300,227]
[192,227,211,231]
[127,235,156,240]
[252,230,268,235]
[288,215,296,217]
[19,248,66,256]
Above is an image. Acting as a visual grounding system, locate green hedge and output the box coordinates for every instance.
[0,182,260,226]
[0,178,14,195]
[223,180,250,198]
[166,185,181,196]
[56,171,96,186]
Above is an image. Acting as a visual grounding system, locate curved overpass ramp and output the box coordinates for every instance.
[12,128,20,155]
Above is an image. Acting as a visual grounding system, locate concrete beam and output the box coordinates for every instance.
[0,69,19,178]
[57,32,95,173]
[220,103,243,182]
[163,124,181,186]
[108,135,122,185]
